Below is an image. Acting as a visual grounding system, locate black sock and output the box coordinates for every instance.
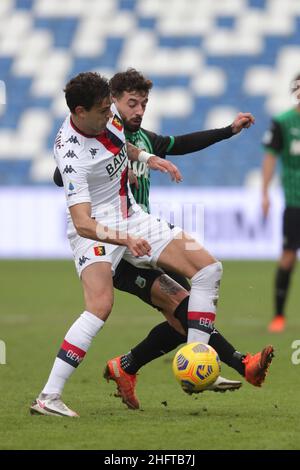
[120,298,189,374]
[275,267,292,317]
[121,322,186,375]
[209,329,245,376]
[121,296,246,377]
[173,296,189,330]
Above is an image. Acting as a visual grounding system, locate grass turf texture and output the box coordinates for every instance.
[0,260,299,450]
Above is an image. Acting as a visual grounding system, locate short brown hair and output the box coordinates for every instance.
[64,72,110,113]
[109,68,153,98]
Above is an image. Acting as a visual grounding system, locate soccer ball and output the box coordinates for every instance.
[172,342,221,393]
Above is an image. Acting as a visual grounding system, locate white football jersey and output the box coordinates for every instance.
[54,104,141,231]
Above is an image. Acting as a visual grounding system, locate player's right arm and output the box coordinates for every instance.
[69,202,151,257]
[261,119,283,217]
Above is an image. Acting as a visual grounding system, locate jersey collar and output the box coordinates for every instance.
[70,117,105,139]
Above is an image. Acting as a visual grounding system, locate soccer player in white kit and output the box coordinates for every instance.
[31,72,225,417]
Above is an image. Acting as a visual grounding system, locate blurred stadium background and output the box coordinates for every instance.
[1,0,300,258]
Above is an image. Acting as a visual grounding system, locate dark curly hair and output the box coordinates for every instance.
[109,68,153,98]
[64,72,110,113]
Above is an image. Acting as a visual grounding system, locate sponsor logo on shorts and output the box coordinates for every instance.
[94,246,106,256]
[135,275,146,289]
[78,256,90,266]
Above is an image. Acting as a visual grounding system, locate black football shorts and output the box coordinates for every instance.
[283,206,300,250]
[113,259,190,308]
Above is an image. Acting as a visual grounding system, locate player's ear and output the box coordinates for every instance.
[110,93,117,104]
[73,105,86,119]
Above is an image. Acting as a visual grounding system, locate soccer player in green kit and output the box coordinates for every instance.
[54,69,273,409]
[262,73,300,333]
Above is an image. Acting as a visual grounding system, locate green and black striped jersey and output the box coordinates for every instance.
[126,128,174,213]
[263,108,300,207]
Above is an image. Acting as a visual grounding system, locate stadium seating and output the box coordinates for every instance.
[0,0,300,186]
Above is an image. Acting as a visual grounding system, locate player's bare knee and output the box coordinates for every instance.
[85,296,113,320]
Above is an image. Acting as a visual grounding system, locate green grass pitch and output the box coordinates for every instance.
[0,260,299,450]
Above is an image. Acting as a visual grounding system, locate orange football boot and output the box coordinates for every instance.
[103,356,139,410]
[268,316,286,333]
[243,345,274,387]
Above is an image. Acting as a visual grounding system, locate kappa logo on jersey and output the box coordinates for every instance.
[66,135,80,145]
[63,150,78,159]
[112,115,123,131]
[78,256,90,267]
[89,148,98,158]
[63,165,77,174]
[94,246,106,256]
[105,146,127,179]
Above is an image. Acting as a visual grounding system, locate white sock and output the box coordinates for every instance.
[42,311,104,396]
[187,262,223,344]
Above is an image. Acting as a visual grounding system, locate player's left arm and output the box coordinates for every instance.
[126,142,182,183]
[145,112,255,157]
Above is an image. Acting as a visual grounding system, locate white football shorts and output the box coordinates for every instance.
[68,210,183,277]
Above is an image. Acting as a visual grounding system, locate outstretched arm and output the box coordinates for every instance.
[167,112,255,156]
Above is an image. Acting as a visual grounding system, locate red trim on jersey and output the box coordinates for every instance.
[188,312,216,321]
[119,166,129,219]
[70,117,104,139]
[96,130,122,155]
[61,340,86,358]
